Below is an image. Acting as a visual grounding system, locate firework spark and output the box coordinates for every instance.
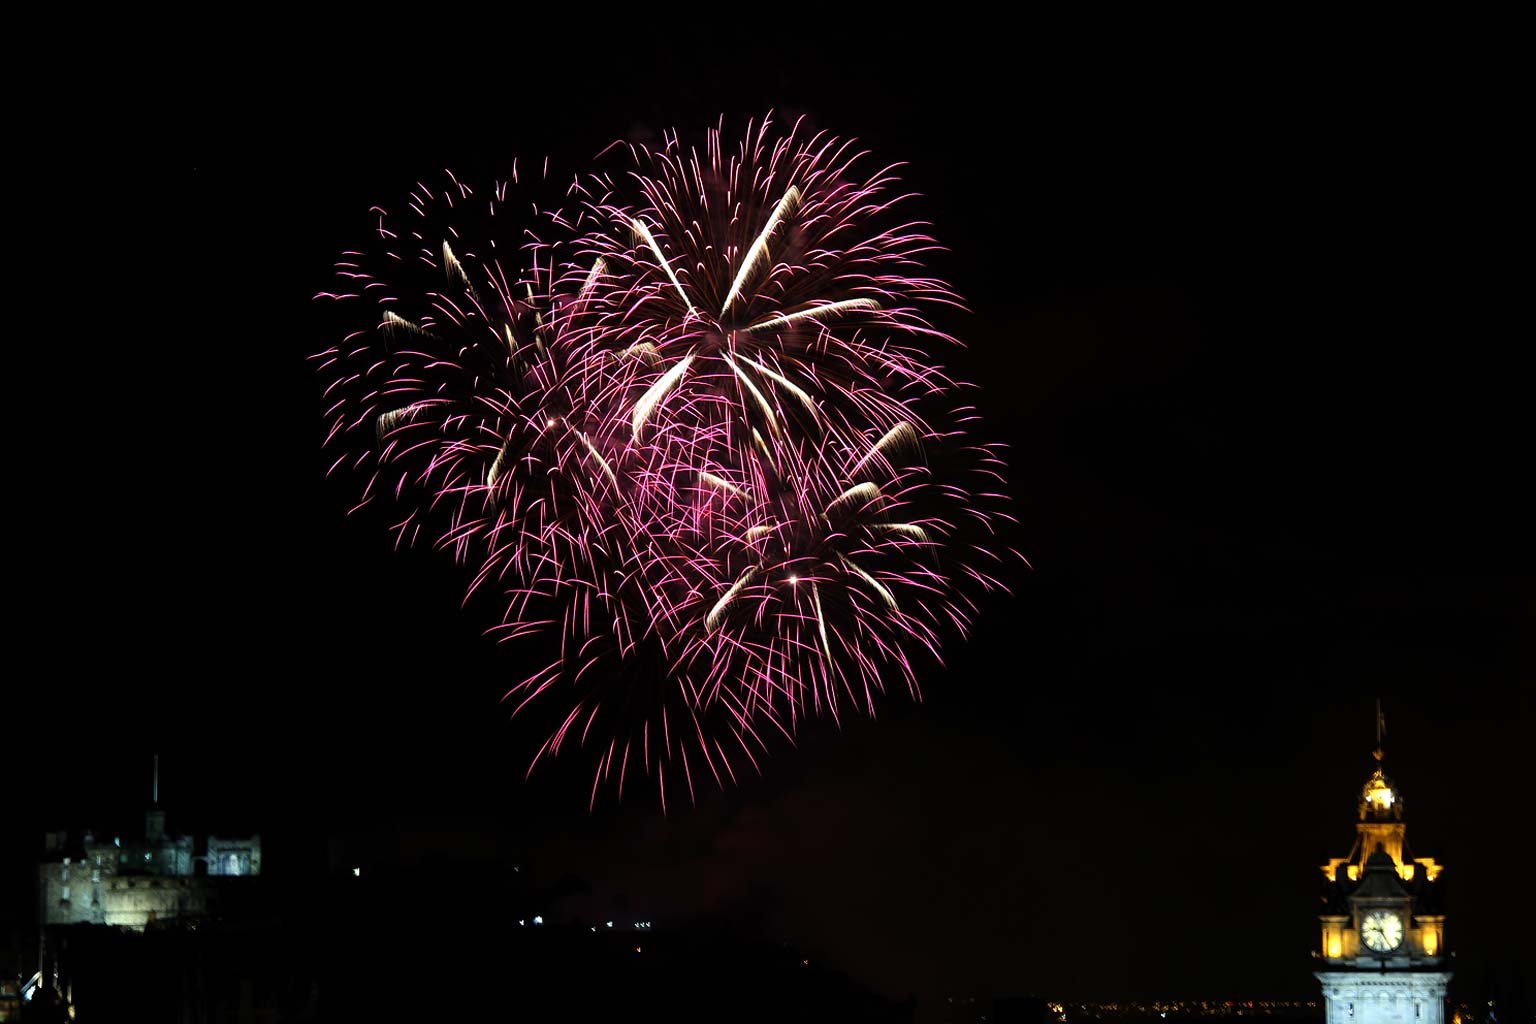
[315,117,1018,809]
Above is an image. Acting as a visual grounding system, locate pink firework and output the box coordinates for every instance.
[315,118,1017,810]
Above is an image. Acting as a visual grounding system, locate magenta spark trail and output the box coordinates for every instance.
[314,116,1018,810]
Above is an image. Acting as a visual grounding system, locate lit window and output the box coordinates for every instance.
[1362,769,1396,811]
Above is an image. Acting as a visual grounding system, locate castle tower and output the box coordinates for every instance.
[1315,703,1450,1023]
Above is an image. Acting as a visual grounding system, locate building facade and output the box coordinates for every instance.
[37,760,261,933]
[1314,721,1449,1024]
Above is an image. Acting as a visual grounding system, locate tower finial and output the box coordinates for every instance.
[1373,699,1385,763]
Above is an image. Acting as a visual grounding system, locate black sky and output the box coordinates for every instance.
[11,23,1531,1006]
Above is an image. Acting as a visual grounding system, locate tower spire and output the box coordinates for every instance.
[153,753,160,806]
[1374,698,1385,763]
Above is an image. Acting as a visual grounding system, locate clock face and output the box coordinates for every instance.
[1360,910,1404,953]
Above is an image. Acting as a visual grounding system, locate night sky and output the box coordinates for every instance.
[11,26,1530,1007]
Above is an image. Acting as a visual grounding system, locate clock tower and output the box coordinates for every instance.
[1315,706,1450,1024]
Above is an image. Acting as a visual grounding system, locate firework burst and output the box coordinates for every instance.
[315,117,1018,809]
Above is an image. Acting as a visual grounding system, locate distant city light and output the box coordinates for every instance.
[352,867,361,877]
[533,915,544,925]
[606,921,613,928]
[1044,1001,1322,1020]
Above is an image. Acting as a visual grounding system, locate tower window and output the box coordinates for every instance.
[212,850,251,876]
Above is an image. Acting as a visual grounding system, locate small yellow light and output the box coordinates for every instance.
[1363,770,1396,810]
[1327,934,1342,959]
[1423,929,1439,956]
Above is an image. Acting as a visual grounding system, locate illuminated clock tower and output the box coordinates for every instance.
[1315,706,1450,1024]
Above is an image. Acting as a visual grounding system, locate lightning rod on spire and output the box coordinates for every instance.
[1373,699,1385,763]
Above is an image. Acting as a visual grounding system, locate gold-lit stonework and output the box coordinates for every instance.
[1314,704,1450,1024]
